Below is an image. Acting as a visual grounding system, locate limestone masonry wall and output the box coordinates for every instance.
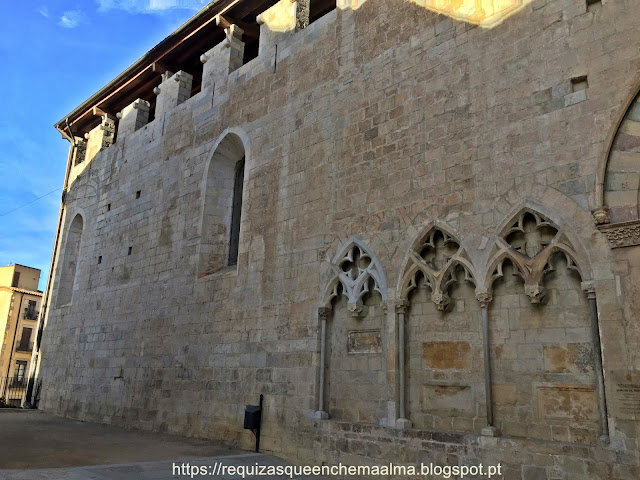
[40,0,640,477]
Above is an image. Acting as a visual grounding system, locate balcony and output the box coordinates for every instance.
[16,342,33,353]
[23,308,39,320]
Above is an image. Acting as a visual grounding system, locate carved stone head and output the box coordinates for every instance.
[524,283,547,304]
[431,291,450,311]
[591,206,610,226]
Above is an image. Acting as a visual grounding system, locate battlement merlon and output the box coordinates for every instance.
[53,0,312,144]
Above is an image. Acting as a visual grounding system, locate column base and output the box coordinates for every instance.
[314,410,329,420]
[481,426,501,437]
[396,418,412,429]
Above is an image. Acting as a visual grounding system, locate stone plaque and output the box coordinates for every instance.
[610,371,640,420]
[615,383,640,419]
[422,384,473,413]
[536,384,598,422]
[348,329,382,354]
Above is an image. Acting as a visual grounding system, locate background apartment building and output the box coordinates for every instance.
[0,264,42,406]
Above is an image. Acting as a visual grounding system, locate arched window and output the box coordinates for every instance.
[198,133,246,276]
[56,214,83,306]
[228,157,244,266]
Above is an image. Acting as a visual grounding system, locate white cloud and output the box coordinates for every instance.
[59,10,86,28]
[96,0,206,14]
[38,6,50,18]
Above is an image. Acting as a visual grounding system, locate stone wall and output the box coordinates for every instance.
[39,0,640,476]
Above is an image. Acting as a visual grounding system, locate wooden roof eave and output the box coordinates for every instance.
[54,0,250,140]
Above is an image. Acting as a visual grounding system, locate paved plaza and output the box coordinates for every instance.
[0,410,321,479]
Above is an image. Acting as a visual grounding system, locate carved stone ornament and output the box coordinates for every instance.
[591,206,610,226]
[400,228,475,311]
[325,243,385,318]
[475,291,493,308]
[487,210,582,304]
[99,114,116,150]
[598,220,640,249]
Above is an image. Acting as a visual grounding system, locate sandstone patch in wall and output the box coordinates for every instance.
[536,384,598,423]
[422,341,471,370]
[421,383,473,413]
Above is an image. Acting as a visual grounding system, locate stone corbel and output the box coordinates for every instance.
[591,206,610,226]
[347,302,366,318]
[524,282,547,304]
[431,288,450,312]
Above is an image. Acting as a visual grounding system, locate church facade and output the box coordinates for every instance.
[38,0,640,476]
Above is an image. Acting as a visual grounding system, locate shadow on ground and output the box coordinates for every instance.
[0,410,325,479]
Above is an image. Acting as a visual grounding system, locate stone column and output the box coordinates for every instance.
[396,300,411,429]
[582,281,610,442]
[477,291,500,437]
[314,307,330,419]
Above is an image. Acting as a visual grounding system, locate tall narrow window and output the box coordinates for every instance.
[25,300,37,319]
[14,361,27,384]
[11,271,20,287]
[17,327,32,351]
[56,214,83,306]
[198,133,246,276]
[228,157,245,266]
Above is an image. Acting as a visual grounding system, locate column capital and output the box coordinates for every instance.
[581,281,597,300]
[318,307,331,321]
[475,291,493,308]
[395,300,410,314]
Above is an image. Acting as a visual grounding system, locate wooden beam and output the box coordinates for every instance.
[152,62,169,74]
[67,0,244,131]
[63,0,281,135]
[216,14,260,39]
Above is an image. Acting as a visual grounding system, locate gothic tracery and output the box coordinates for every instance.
[401,228,475,311]
[486,210,584,303]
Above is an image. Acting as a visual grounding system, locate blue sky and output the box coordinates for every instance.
[0,1,207,291]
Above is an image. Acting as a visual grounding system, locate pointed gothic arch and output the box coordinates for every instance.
[482,207,591,303]
[316,237,389,424]
[398,224,476,311]
[56,213,84,307]
[596,83,640,224]
[320,237,387,314]
[197,129,249,276]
